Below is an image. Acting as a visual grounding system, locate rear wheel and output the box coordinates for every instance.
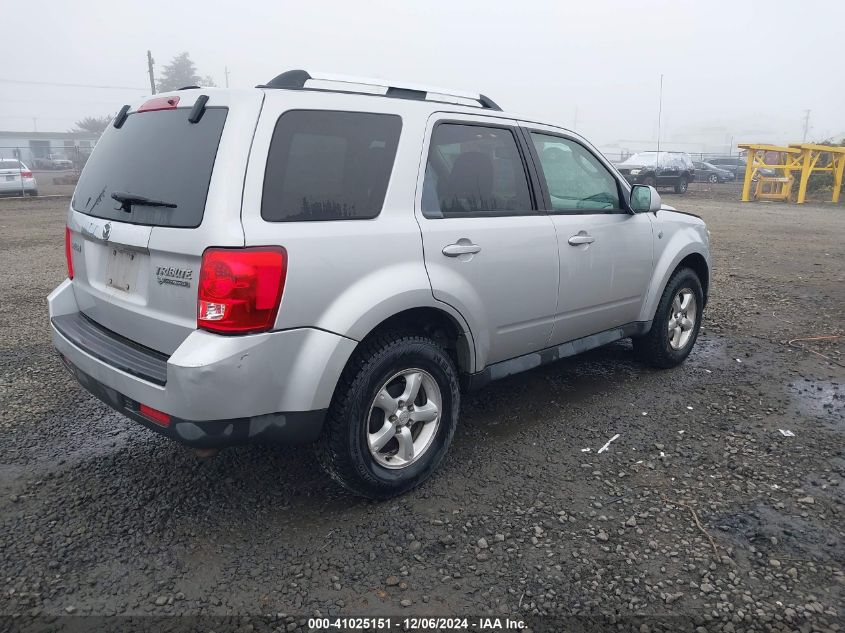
[316,331,459,499]
[642,175,656,187]
[633,267,703,368]
[674,177,689,194]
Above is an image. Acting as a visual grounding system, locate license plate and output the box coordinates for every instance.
[5,175,14,181]
[106,248,139,293]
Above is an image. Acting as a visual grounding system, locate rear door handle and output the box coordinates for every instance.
[442,242,481,257]
[568,233,595,246]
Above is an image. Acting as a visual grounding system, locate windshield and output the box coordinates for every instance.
[72,107,227,228]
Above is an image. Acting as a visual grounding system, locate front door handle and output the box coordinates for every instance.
[442,242,481,257]
[568,233,595,246]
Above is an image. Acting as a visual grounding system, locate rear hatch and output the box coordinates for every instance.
[67,90,264,355]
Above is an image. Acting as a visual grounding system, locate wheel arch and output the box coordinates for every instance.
[349,304,476,377]
[640,243,710,323]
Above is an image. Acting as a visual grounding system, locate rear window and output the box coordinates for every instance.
[72,107,227,228]
[261,110,402,222]
[0,160,22,171]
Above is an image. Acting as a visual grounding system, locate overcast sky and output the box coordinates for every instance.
[4,0,843,154]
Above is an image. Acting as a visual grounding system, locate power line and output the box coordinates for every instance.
[0,78,148,91]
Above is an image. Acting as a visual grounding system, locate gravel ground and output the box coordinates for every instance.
[1,193,842,632]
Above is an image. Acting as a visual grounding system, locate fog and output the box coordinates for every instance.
[4,0,843,154]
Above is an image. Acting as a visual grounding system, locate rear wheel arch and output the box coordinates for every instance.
[350,306,474,377]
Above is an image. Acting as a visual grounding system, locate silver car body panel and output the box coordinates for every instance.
[413,111,560,370]
[49,279,355,417]
[639,208,710,322]
[519,121,655,345]
[241,91,475,364]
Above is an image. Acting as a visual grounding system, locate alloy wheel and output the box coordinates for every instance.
[667,288,697,350]
[367,369,442,469]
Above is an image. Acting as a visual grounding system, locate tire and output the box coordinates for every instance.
[708,174,718,183]
[315,331,460,499]
[674,177,689,194]
[633,267,704,369]
[642,175,656,187]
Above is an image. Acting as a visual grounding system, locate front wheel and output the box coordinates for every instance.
[316,331,459,499]
[708,174,718,183]
[633,267,704,368]
[674,178,689,194]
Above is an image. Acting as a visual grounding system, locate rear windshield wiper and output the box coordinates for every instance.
[111,191,177,213]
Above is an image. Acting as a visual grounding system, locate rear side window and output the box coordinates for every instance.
[261,111,402,222]
[422,123,533,218]
[72,107,227,228]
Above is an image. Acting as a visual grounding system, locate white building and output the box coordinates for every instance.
[0,131,99,166]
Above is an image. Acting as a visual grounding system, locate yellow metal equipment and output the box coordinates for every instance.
[739,143,845,204]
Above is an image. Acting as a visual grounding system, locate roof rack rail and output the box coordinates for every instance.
[257,69,502,111]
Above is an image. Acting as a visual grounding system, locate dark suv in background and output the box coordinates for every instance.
[707,156,746,179]
[615,151,695,194]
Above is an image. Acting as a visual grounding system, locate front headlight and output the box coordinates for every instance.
[630,169,641,175]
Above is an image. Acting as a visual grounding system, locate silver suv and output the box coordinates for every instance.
[49,70,710,498]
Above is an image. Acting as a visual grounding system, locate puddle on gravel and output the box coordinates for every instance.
[713,504,844,564]
[789,377,843,422]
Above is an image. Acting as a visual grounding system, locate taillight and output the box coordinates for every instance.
[197,247,287,334]
[65,227,74,279]
[20,170,33,178]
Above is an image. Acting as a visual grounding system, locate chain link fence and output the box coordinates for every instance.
[0,144,92,171]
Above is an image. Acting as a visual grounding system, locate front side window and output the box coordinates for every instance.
[530,133,621,213]
[422,123,533,218]
[261,110,401,222]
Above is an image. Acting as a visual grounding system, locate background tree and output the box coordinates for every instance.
[156,52,216,92]
[72,115,113,136]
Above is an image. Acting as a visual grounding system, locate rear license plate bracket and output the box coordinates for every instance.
[106,248,139,293]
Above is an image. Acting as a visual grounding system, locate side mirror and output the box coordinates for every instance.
[630,184,662,213]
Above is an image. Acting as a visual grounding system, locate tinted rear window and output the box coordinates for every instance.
[0,161,22,171]
[261,110,401,222]
[72,107,227,228]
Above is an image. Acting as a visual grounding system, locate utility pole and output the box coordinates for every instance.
[801,109,811,142]
[224,66,230,89]
[147,50,156,95]
[656,74,664,164]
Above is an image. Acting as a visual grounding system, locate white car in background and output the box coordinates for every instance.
[0,160,38,196]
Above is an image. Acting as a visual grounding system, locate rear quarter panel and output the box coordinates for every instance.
[240,92,471,352]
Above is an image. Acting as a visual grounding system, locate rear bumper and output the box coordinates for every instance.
[58,357,326,447]
[48,279,356,447]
